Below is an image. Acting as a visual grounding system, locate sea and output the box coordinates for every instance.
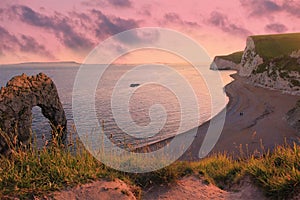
[0,63,234,148]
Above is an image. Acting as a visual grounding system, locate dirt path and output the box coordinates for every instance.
[143,176,266,200]
[46,176,267,200]
[51,179,136,200]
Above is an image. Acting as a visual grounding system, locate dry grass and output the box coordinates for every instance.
[0,128,299,199]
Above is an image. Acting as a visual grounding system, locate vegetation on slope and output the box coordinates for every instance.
[251,33,300,60]
[0,128,299,200]
[254,55,300,80]
[216,51,244,64]
[250,33,300,78]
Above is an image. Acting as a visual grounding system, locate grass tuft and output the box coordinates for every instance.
[247,143,300,198]
[0,128,299,199]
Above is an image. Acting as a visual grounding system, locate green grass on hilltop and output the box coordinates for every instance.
[251,33,300,60]
[250,33,300,76]
[0,130,299,199]
[217,51,244,64]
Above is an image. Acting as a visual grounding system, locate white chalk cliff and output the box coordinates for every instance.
[239,37,264,76]
[210,57,239,70]
[238,37,300,95]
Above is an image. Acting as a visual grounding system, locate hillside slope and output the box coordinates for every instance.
[239,33,300,95]
[210,51,243,70]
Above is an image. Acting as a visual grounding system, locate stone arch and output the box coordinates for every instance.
[0,73,67,154]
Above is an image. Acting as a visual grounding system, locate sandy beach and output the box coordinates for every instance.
[139,72,300,160]
[179,73,300,160]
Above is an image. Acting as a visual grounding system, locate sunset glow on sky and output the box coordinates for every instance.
[1,0,300,64]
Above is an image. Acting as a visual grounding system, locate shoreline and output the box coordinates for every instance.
[183,72,299,160]
[138,72,299,161]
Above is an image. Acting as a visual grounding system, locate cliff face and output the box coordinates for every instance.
[239,37,263,76]
[210,57,239,70]
[0,73,67,154]
[238,34,300,95]
[210,51,243,71]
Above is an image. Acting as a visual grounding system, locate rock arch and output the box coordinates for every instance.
[0,73,67,154]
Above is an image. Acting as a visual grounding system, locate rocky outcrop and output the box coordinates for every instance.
[239,37,263,76]
[210,57,239,70]
[244,53,300,95]
[0,73,67,154]
[210,51,243,71]
[287,100,300,135]
[238,34,300,95]
[290,49,300,58]
[248,67,300,95]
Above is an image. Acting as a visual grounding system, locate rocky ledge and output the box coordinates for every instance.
[239,33,300,95]
[211,33,300,95]
[0,73,67,154]
[210,51,243,71]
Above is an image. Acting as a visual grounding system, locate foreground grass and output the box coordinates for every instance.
[0,139,299,199]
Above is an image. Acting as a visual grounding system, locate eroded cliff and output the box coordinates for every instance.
[210,51,243,71]
[239,33,300,95]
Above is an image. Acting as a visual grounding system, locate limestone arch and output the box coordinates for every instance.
[0,73,67,154]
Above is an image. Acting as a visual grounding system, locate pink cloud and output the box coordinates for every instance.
[0,0,300,64]
[207,11,252,38]
[0,25,54,59]
[265,23,288,33]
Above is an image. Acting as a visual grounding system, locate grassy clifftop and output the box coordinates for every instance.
[251,33,300,60]
[216,51,244,64]
[242,33,300,92]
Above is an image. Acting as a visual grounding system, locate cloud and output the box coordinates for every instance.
[164,13,182,23]
[12,5,52,27]
[265,23,288,33]
[208,11,251,37]
[282,1,300,18]
[0,26,19,55]
[11,5,94,51]
[19,35,55,58]
[208,11,227,27]
[113,28,160,46]
[108,0,132,7]
[137,5,152,17]
[4,4,141,55]
[81,0,132,8]
[240,0,281,16]
[0,26,54,58]
[0,8,4,20]
[69,11,93,30]
[241,0,300,18]
[163,12,200,28]
[91,9,139,39]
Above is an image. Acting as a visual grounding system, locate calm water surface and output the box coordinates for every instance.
[0,64,234,147]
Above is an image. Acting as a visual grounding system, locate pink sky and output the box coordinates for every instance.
[1,0,300,64]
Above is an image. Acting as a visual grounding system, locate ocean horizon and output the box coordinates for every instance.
[0,63,234,148]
